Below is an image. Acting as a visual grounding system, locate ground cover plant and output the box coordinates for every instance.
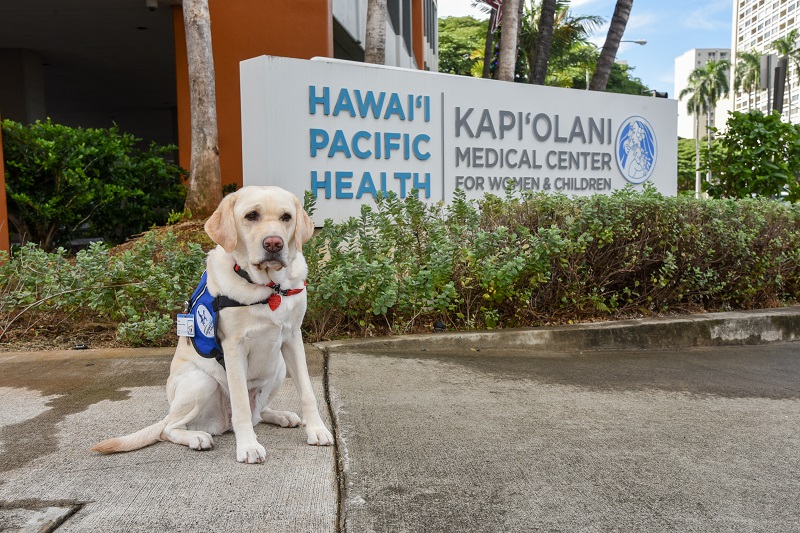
[2,186,799,349]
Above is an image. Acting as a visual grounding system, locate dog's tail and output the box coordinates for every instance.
[90,419,167,454]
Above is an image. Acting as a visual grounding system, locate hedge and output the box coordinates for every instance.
[2,186,799,346]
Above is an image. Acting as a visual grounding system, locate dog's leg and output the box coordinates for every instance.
[282,332,333,446]
[225,346,267,464]
[253,359,302,428]
[161,368,217,451]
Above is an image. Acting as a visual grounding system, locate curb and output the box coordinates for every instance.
[316,306,800,354]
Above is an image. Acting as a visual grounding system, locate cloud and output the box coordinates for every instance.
[683,0,731,30]
[626,12,657,34]
[586,10,655,47]
[569,0,604,8]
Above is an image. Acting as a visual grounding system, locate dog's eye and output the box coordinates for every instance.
[280,213,292,222]
[244,211,259,221]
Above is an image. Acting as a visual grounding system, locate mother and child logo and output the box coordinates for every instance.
[616,116,657,184]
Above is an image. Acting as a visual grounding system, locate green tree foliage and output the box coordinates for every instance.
[707,110,800,201]
[677,136,723,194]
[519,1,603,86]
[680,59,730,195]
[562,54,649,94]
[734,50,761,111]
[677,138,698,193]
[604,62,651,95]
[438,16,489,76]
[2,119,187,251]
[439,10,649,94]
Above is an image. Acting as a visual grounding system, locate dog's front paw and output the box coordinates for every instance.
[305,424,334,446]
[236,442,267,464]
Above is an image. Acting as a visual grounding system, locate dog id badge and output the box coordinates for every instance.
[176,314,195,337]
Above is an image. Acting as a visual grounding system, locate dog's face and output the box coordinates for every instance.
[204,186,314,271]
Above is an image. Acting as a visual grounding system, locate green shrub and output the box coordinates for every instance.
[2,119,187,251]
[3,188,800,347]
[0,231,206,346]
[706,110,800,200]
[304,186,800,340]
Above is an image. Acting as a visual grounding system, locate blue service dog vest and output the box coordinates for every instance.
[187,271,226,367]
[185,268,306,369]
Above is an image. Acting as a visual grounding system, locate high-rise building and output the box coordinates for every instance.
[731,0,800,121]
[674,48,732,139]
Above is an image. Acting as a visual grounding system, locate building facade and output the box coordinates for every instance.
[0,0,438,251]
[731,0,800,121]
[674,48,732,139]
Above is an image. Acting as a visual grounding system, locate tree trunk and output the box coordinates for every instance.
[695,114,701,199]
[529,0,557,85]
[589,0,634,91]
[182,0,222,219]
[706,98,713,187]
[365,0,387,64]
[482,9,496,79]
[496,0,521,82]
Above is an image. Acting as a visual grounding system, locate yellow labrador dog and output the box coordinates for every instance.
[92,186,333,463]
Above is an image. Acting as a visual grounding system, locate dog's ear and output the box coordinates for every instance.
[293,195,315,251]
[205,192,238,253]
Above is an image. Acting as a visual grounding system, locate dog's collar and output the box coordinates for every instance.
[232,263,305,310]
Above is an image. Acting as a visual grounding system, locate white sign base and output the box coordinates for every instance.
[241,56,677,222]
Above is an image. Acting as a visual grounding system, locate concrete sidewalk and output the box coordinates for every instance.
[1,307,799,532]
[0,346,336,532]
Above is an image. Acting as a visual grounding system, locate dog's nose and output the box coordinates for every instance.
[263,236,284,253]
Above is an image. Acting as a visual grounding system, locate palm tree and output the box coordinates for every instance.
[497,0,522,81]
[589,0,633,91]
[734,51,761,112]
[521,1,603,85]
[546,41,599,88]
[482,8,497,78]
[529,0,558,85]
[771,28,799,121]
[679,60,730,196]
[365,0,387,64]
[679,86,707,198]
[182,0,222,218]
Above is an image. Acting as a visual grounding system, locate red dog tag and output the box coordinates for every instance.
[268,293,282,311]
